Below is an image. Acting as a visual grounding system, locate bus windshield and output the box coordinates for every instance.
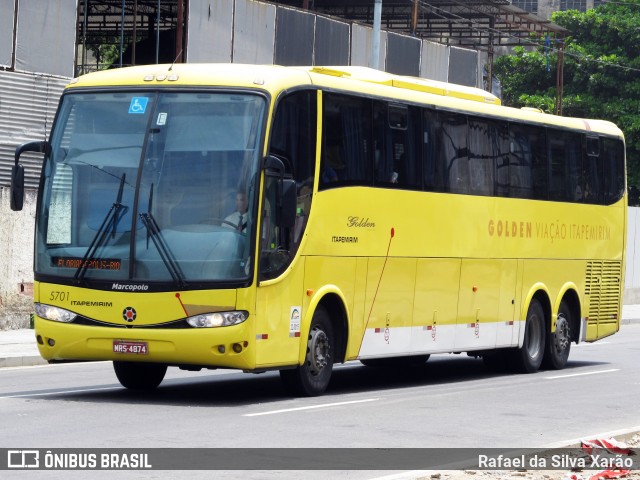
[35,91,266,287]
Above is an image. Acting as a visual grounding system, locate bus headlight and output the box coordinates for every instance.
[34,303,77,323]
[186,311,248,328]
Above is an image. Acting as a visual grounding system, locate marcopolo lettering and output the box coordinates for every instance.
[111,283,149,292]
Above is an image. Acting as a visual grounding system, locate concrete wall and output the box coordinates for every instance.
[625,207,640,303]
[0,187,36,329]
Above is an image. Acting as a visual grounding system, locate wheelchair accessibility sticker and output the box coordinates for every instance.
[128,97,148,114]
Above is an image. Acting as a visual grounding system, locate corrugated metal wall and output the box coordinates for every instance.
[0,71,68,188]
[421,41,449,82]
[314,15,350,66]
[350,24,387,69]
[449,46,479,88]
[387,32,421,77]
[275,8,315,66]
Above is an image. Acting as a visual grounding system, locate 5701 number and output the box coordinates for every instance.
[49,291,70,302]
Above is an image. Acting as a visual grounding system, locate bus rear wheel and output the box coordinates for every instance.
[508,298,545,373]
[280,306,334,397]
[542,301,572,370]
[113,361,167,390]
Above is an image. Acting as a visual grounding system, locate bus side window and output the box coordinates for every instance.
[440,112,469,194]
[320,93,372,189]
[467,117,497,196]
[373,102,421,189]
[423,109,444,192]
[494,121,511,197]
[261,89,317,280]
[548,130,582,202]
[602,137,625,204]
[583,136,602,204]
[373,102,392,185]
[509,124,547,200]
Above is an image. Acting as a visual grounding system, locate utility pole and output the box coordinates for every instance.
[555,37,565,116]
[155,0,160,64]
[176,0,183,63]
[119,0,125,67]
[411,0,419,35]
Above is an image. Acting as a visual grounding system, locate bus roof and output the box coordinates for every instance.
[67,63,623,139]
[304,66,501,106]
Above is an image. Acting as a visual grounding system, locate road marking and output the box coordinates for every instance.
[243,398,379,417]
[544,368,619,380]
[574,341,610,347]
[0,361,110,372]
[0,386,121,399]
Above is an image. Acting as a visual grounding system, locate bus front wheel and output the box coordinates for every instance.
[542,301,572,370]
[509,298,545,373]
[280,306,334,396]
[113,361,167,390]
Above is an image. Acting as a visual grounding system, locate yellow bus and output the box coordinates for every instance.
[11,64,626,396]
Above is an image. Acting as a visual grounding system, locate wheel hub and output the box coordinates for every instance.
[554,314,570,352]
[308,328,329,376]
[526,314,543,359]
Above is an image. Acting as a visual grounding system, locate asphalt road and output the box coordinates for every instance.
[1,324,639,479]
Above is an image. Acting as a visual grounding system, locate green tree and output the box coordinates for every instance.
[493,1,640,198]
[86,36,120,70]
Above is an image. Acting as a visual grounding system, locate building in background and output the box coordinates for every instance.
[512,0,607,18]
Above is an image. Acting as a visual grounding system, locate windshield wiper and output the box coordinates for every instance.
[139,183,186,287]
[139,211,187,289]
[74,173,128,283]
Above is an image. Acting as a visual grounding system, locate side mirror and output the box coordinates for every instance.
[263,154,296,228]
[10,164,25,211]
[16,140,50,161]
[278,178,297,228]
[263,154,286,176]
[11,141,50,212]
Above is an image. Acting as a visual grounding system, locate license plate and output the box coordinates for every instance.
[113,340,148,355]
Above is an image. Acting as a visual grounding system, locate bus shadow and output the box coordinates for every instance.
[26,355,611,407]
[329,356,610,395]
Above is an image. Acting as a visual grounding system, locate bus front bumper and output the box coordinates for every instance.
[34,317,256,370]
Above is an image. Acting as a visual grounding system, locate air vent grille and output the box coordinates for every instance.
[585,261,622,325]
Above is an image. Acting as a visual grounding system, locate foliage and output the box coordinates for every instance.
[86,36,120,70]
[493,1,640,199]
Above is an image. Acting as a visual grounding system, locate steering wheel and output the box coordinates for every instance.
[206,217,245,231]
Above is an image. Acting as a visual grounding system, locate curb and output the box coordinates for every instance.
[0,355,48,368]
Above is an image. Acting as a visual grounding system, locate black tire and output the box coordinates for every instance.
[280,306,334,396]
[542,301,572,370]
[508,298,546,373]
[360,355,430,368]
[113,361,167,390]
